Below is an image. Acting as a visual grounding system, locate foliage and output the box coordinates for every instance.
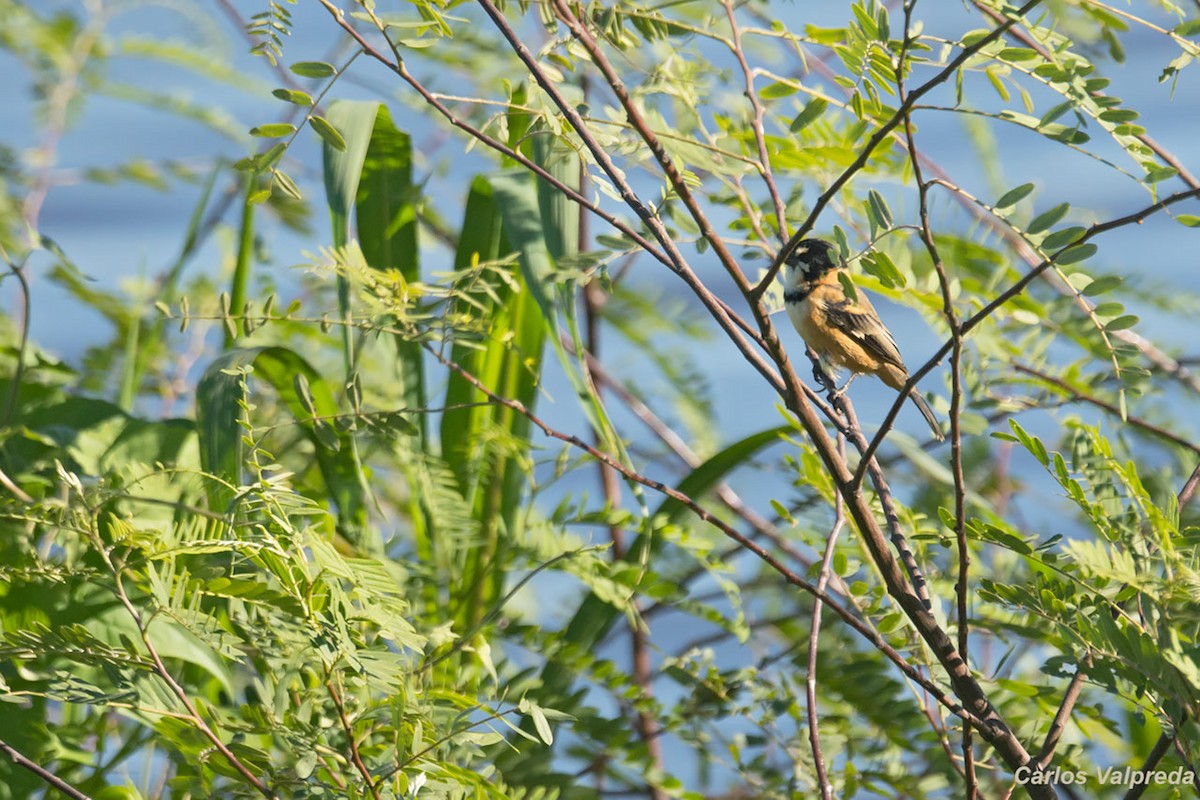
[1,0,1200,798]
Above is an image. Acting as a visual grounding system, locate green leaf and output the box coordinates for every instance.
[790,97,829,133]
[441,177,506,488]
[322,100,381,248]
[1176,214,1200,227]
[998,47,1039,62]
[1055,243,1098,265]
[760,81,798,98]
[272,169,302,200]
[249,123,296,138]
[995,183,1035,210]
[271,88,313,106]
[1099,109,1139,123]
[291,60,336,78]
[355,105,424,434]
[527,702,554,745]
[1104,314,1139,330]
[863,251,906,289]
[1145,166,1179,184]
[1042,226,1086,249]
[310,115,347,152]
[1082,275,1122,295]
[1175,18,1200,37]
[867,190,894,231]
[1038,101,1073,128]
[1027,202,1069,234]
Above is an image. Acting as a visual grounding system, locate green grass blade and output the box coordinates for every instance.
[196,346,373,548]
[354,104,425,436]
[441,177,505,490]
[224,177,256,349]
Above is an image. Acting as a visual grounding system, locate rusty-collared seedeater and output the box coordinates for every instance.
[783,238,944,442]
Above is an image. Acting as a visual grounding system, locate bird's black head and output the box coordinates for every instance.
[783,238,839,285]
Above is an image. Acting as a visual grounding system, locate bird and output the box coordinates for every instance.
[782,238,944,442]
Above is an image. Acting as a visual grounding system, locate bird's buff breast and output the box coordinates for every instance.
[786,295,877,375]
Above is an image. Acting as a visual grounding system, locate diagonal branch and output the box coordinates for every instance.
[0,738,92,800]
[1035,655,1091,768]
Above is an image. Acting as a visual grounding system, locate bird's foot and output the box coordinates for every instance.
[829,374,858,401]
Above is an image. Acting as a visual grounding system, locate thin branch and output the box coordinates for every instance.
[581,197,667,796]
[1035,656,1090,768]
[838,388,933,608]
[1180,463,1200,512]
[97,553,278,799]
[0,738,92,800]
[1124,723,1181,800]
[806,439,846,800]
[1012,364,1200,456]
[3,257,33,428]
[326,675,381,799]
[723,0,789,239]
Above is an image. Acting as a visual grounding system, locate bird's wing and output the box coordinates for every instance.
[822,297,907,371]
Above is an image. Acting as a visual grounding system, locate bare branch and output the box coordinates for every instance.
[0,738,92,800]
[807,438,846,800]
[723,0,789,239]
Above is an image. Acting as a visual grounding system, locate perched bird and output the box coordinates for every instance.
[782,238,944,442]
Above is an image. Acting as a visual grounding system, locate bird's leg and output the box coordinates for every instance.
[807,349,839,395]
[829,373,859,400]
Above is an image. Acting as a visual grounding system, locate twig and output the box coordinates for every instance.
[896,1,974,786]
[807,438,846,800]
[0,738,92,800]
[1012,364,1200,456]
[723,0,789,239]
[836,389,933,609]
[326,675,381,799]
[1124,723,1180,800]
[1035,656,1090,768]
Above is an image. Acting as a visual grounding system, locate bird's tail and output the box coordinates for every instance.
[908,390,944,442]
